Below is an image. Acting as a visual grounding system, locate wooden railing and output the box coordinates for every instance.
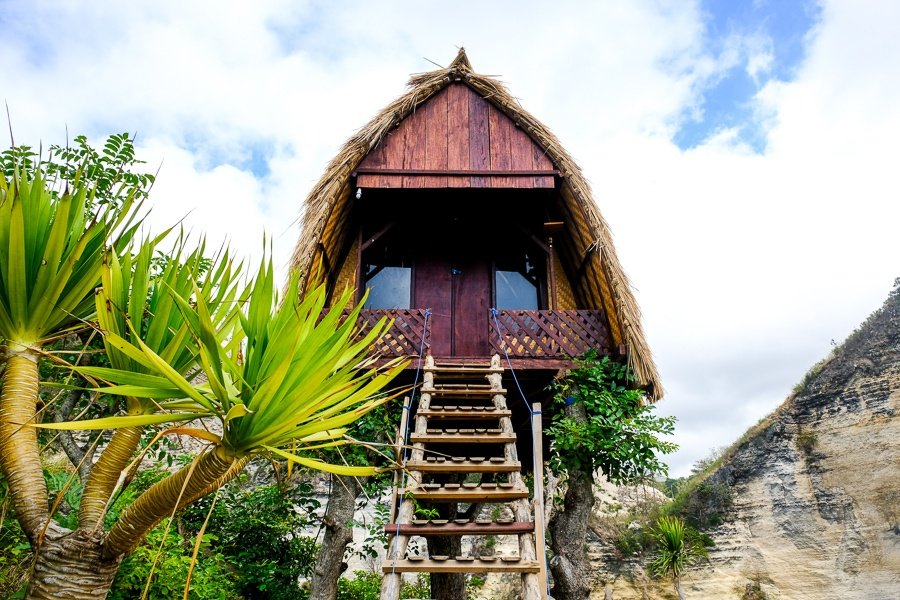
[356,308,608,360]
[488,310,610,358]
[354,309,431,358]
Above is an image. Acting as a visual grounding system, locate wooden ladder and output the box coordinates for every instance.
[379,355,548,600]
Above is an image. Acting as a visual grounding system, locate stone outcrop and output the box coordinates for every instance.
[592,287,900,599]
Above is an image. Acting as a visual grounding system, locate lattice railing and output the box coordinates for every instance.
[489,310,610,358]
[355,309,431,358]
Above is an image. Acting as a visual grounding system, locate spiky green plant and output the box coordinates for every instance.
[42,258,407,558]
[649,515,708,600]
[0,166,140,540]
[77,233,243,529]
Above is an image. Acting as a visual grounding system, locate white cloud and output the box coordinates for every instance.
[3,0,899,477]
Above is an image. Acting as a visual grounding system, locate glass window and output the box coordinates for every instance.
[365,265,411,309]
[496,270,539,309]
[495,250,541,310]
[363,235,412,309]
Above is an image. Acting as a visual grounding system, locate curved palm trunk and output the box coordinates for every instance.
[78,425,143,530]
[102,446,238,559]
[0,351,49,540]
[26,521,120,600]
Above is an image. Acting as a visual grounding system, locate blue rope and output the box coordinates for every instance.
[388,308,430,588]
[489,308,531,413]
[490,307,552,598]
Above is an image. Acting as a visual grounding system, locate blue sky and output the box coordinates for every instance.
[2,0,900,477]
[675,0,822,151]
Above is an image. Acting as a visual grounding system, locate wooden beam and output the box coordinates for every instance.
[360,221,397,252]
[384,522,534,536]
[382,559,540,574]
[354,167,559,177]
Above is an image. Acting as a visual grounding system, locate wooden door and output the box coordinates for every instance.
[450,252,490,356]
[414,227,490,357]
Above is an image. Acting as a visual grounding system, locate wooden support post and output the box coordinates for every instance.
[531,402,548,598]
[548,238,557,310]
[388,396,412,524]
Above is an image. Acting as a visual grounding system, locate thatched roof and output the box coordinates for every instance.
[289,48,662,400]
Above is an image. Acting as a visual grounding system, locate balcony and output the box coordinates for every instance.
[354,309,610,365]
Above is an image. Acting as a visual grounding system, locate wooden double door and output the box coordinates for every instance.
[414,227,491,357]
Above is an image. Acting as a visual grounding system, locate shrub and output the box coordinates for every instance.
[109,525,239,600]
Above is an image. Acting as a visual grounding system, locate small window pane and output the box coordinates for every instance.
[365,266,411,309]
[496,270,538,310]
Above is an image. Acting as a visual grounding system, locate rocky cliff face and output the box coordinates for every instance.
[594,289,900,599]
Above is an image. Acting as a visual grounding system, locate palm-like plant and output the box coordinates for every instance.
[649,515,708,600]
[77,234,243,529]
[0,167,140,540]
[45,258,407,559]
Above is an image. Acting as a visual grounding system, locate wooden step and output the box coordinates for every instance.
[384,521,534,536]
[404,484,529,502]
[382,558,540,573]
[410,431,515,443]
[416,408,510,419]
[422,386,506,397]
[407,459,520,473]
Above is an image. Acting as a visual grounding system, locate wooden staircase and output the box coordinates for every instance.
[379,355,548,600]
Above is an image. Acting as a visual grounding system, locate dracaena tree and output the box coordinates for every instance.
[0,142,405,599]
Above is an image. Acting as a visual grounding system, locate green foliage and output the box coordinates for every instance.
[336,571,428,600]
[795,431,818,455]
[667,478,734,530]
[350,498,390,561]
[613,524,655,557]
[1,133,154,209]
[0,499,29,599]
[548,351,677,481]
[648,516,708,586]
[109,525,239,600]
[206,482,319,600]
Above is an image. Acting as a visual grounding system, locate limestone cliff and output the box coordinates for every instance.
[594,288,900,599]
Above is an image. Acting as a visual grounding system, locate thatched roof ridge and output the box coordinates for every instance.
[289,48,663,400]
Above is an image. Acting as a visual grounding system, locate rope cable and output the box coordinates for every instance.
[490,307,552,598]
[388,308,430,589]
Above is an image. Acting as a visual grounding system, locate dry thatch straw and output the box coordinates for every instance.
[289,48,663,401]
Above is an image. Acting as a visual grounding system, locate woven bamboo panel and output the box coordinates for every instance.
[553,252,576,310]
[489,310,610,357]
[355,309,431,357]
[333,237,359,293]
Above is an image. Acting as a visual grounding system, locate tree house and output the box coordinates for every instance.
[290,49,661,600]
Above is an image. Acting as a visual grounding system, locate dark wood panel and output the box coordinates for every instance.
[452,254,491,356]
[381,129,404,188]
[415,253,452,356]
[424,87,449,187]
[468,87,490,188]
[488,105,513,187]
[355,83,559,189]
[357,141,389,188]
[532,144,554,188]
[509,125,535,189]
[402,107,426,188]
[446,83,471,188]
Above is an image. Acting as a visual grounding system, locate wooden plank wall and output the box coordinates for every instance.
[356,83,555,188]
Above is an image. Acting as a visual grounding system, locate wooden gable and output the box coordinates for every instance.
[355,83,557,189]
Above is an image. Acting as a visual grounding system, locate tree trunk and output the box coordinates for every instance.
[103,446,237,559]
[79,425,143,530]
[428,504,464,600]
[0,350,49,541]
[26,521,121,600]
[309,474,364,600]
[549,468,594,599]
[675,578,686,600]
[548,401,595,600]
